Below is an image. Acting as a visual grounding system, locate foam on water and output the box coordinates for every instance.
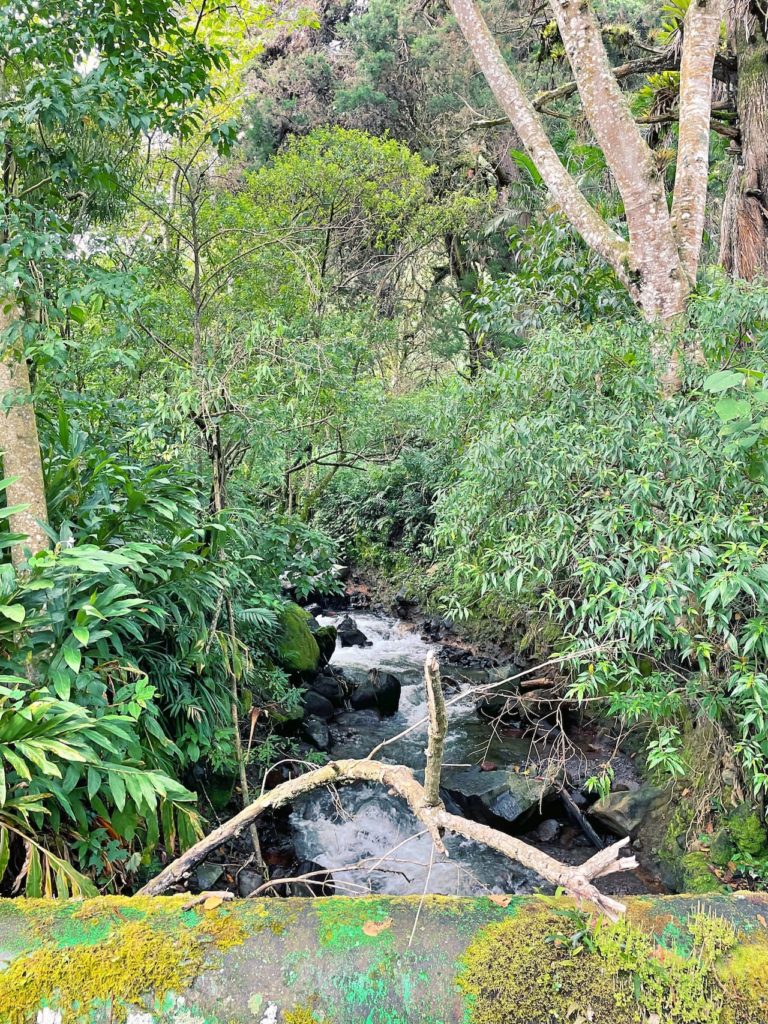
[291,613,535,895]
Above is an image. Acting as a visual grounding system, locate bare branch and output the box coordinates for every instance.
[139,646,637,918]
[424,650,447,807]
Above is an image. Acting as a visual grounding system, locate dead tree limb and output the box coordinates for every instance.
[424,650,447,807]
[140,760,637,917]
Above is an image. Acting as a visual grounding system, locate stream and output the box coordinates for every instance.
[288,612,652,898]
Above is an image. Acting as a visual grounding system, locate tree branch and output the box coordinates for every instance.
[671,0,726,280]
[447,0,630,286]
[532,49,679,111]
[423,650,446,807]
[139,651,638,919]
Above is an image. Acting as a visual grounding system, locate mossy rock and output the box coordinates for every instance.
[728,803,768,859]
[709,830,736,869]
[678,851,725,894]
[276,603,321,674]
[314,625,337,668]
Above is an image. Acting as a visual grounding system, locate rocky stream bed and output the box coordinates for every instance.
[185,585,673,901]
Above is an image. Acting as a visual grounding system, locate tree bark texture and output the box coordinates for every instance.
[547,0,690,319]
[0,302,50,566]
[672,0,727,280]
[447,0,631,287]
[1,893,767,1023]
[719,0,768,279]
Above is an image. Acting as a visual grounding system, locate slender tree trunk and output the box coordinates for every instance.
[720,0,768,279]
[548,0,690,321]
[447,0,631,285]
[672,0,725,280]
[0,301,49,565]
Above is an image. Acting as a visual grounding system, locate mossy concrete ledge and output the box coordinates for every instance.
[1,894,768,1024]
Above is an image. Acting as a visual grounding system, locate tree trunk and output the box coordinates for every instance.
[0,301,49,566]
[548,0,690,322]
[1,893,767,1023]
[672,0,725,280]
[720,0,768,279]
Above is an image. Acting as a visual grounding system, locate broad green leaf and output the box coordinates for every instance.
[0,604,25,624]
[704,370,745,393]
[715,397,751,422]
[62,645,82,674]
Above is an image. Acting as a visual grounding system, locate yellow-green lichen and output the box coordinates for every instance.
[0,900,249,1024]
[283,1005,329,1024]
[456,902,745,1024]
[718,939,768,1024]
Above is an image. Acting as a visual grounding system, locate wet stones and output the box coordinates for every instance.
[588,784,668,837]
[349,669,401,717]
[441,765,552,826]
[337,615,371,648]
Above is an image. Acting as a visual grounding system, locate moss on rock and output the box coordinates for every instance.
[728,803,768,858]
[0,897,248,1024]
[276,603,321,674]
[456,903,744,1024]
[314,625,337,667]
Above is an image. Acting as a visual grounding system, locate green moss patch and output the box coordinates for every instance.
[0,897,248,1024]
[456,903,755,1024]
[277,603,321,673]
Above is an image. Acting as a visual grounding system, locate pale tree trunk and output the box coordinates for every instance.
[719,0,768,279]
[672,0,726,280]
[547,0,690,322]
[447,0,631,286]
[0,301,49,566]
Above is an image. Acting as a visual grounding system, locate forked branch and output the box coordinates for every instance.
[141,651,638,917]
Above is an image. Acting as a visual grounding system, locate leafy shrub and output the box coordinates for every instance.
[424,283,768,796]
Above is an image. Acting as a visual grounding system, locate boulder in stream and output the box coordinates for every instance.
[302,690,335,721]
[337,615,371,648]
[309,669,347,707]
[589,784,667,837]
[301,715,332,752]
[349,669,402,716]
[442,766,552,826]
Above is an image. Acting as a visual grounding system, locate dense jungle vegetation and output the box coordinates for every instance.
[2,0,768,903]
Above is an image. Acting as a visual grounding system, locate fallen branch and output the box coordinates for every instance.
[140,762,636,917]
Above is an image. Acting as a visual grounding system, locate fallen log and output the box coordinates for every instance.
[0,893,767,1024]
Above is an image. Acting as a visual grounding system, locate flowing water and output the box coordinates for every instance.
[290,613,543,896]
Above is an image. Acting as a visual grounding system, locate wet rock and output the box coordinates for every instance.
[290,859,335,896]
[333,709,381,733]
[276,602,321,674]
[302,715,332,752]
[304,603,323,618]
[535,819,561,843]
[195,862,224,890]
[421,617,452,641]
[310,670,346,707]
[394,590,418,617]
[476,693,514,720]
[337,615,371,648]
[237,869,264,897]
[349,590,371,610]
[314,625,337,668]
[588,784,667,837]
[442,766,552,826]
[302,690,335,721]
[349,669,401,716]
